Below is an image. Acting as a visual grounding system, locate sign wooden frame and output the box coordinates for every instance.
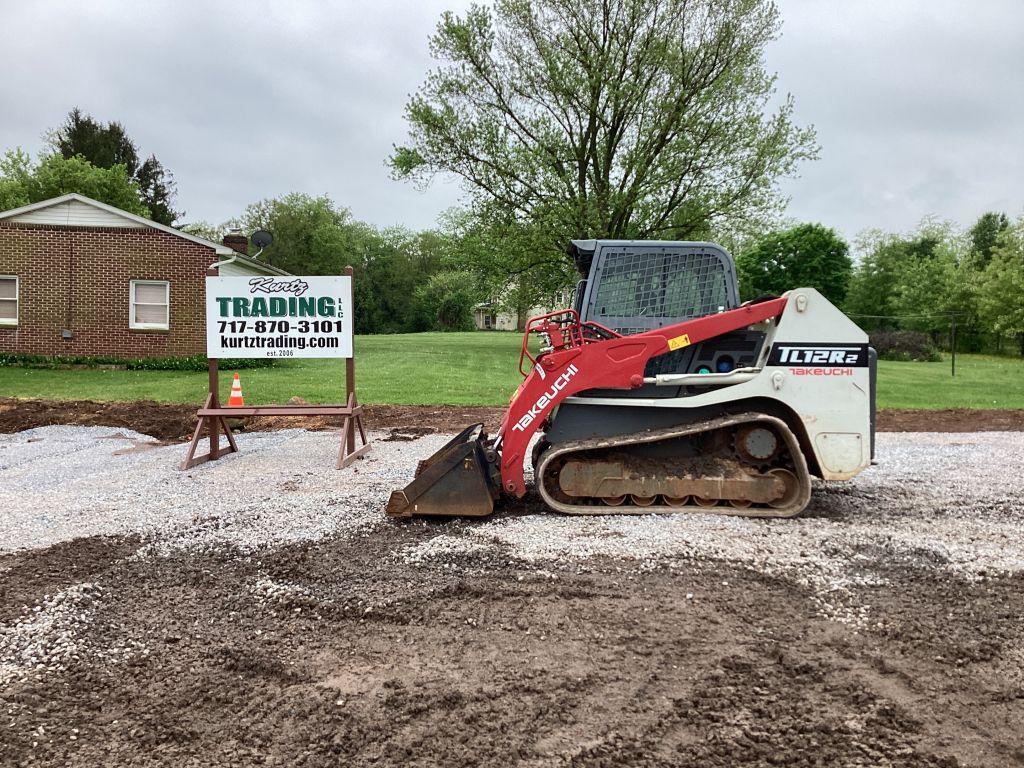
[180,265,370,471]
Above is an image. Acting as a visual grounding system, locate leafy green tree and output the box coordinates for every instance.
[51,108,134,168]
[234,193,372,275]
[414,270,482,331]
[736,223,851,303]
[50,108,181,224]
[355,226,449,333]
[0,149,148,216]
[890,243,976,336]
[393,0,817,290]
[844,226,946,330]
[977,218,1024,351]
[438,208,577,320]
[134,156,179,226]
[967,211,1009,268]
[0,150,34,211]
[234,193,463,333]
[179,220,227,243]
[846,221,984,346]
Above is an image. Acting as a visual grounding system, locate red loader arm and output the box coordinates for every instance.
[497,297,788,497]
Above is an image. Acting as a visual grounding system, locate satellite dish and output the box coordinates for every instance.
[251,230,273,249]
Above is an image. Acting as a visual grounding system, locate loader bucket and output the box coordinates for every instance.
[386,423,499,518]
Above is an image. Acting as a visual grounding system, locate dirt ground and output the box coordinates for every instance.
[1,406,1022,766]
[1,512,1021,767]
[1,397,1021,440]
[0,397,507,442]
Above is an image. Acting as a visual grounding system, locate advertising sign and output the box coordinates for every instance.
[205,276,353,359]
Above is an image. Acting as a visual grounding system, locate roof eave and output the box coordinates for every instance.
[0,193,292,276]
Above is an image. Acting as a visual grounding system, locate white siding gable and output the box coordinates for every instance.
[0,194,291,276]
[8,199,146,228]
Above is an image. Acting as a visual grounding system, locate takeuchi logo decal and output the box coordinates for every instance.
[248,277,310,296]
[511,363,580,433]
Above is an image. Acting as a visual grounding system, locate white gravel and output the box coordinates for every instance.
[0,583,145,685]
[405,433,1024,575]
[2,426,1023,630]
[0,426,452,555]
[401,432,1024,625]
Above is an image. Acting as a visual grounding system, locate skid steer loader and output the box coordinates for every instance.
[387,240,875,519]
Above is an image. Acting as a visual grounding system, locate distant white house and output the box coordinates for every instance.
[473,288,572,331]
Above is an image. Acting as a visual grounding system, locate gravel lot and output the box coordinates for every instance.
[1,426,1022,767]
[0,426,447,554]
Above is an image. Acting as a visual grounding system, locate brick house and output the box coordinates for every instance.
[0,193,288,358]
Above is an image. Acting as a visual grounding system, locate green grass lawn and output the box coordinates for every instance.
[1,332,1023,409]
[872,354,1024,409]
[0,333,527,407]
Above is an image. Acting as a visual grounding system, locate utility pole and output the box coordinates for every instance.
[950,318,957,378]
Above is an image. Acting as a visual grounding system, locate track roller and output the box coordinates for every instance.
[536,413,812,518]
[767,468,801,510]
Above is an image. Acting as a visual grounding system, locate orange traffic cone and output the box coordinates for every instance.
[228,372,245,407]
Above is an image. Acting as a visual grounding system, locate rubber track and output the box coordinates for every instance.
[535,413,812,518]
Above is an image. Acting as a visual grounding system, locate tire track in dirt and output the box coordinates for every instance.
[1,518,1022,767]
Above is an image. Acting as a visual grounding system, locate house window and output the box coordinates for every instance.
[129,280,170,330]
[0,276,17,325]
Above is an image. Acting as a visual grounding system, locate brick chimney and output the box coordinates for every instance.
[222,228,248,255]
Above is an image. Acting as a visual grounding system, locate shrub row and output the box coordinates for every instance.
[0,353,275,371]
[869,330,942,362]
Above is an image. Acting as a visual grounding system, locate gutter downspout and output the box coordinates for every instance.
[209,243,267,274]
[208,252,238,273]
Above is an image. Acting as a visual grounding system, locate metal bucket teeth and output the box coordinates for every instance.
[386,423,499,518]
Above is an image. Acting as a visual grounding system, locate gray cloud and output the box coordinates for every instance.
[1,0,1020,242]
[769,0,1024,240]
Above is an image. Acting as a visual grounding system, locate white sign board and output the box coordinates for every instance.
[205,276,353,359]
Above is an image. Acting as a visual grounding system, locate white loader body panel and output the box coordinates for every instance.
[563,288,872,481]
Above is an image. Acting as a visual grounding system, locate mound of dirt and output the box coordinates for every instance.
[0,398,506,442]
[0,398,197,442]
[2,426,1023,765]
[0,397,1021,440]
[877,408,1024,432]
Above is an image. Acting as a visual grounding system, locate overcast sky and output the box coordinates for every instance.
[1,0,1020,244]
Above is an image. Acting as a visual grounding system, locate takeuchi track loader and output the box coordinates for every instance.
[387,240,876,519]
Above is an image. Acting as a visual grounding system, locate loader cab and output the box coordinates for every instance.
[569,240,740,335]
[568,239,759,388]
